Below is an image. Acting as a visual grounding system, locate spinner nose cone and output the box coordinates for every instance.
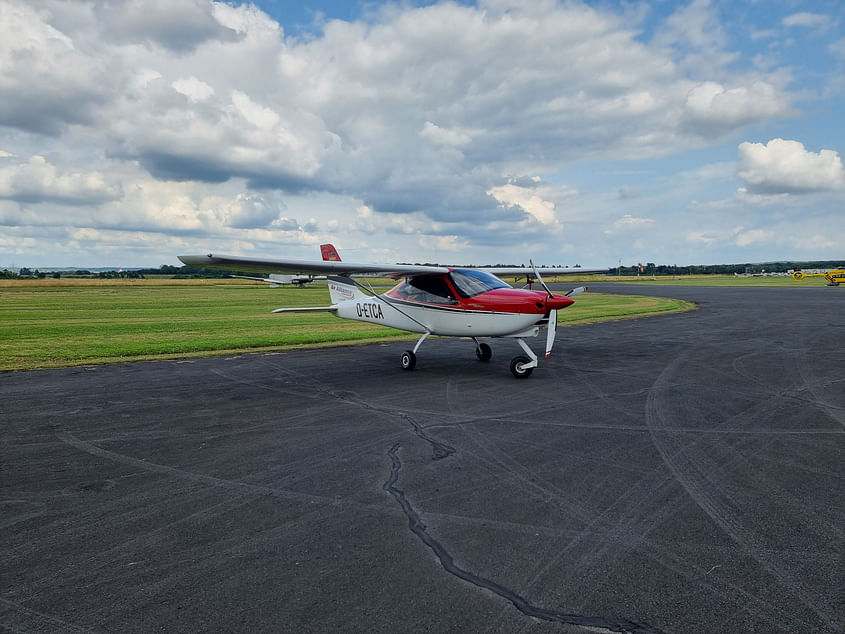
[546,294,574,311]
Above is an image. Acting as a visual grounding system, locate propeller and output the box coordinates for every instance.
[544,308,557,359]
[529,259,553,298]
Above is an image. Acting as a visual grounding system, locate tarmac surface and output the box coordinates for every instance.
[2,284,844,633]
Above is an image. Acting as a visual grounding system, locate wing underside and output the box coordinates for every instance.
[178,254,608,278]
[178,254,449,278]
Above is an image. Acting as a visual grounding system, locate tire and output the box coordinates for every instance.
[510,355,533,378]
[476,342,492,362]
[401,350,416,371]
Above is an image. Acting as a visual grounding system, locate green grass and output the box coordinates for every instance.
[0,279,694,371]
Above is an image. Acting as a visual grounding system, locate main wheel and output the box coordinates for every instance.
[401,350,416,370]
[510,355,533,378]
[476,342,492,362]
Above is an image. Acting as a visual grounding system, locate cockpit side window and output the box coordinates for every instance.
[394,274,458,305]
[449,269,511,297]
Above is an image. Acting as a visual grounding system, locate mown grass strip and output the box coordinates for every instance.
[0,280,693,371]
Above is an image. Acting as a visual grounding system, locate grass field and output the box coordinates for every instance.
[0,279,697,371]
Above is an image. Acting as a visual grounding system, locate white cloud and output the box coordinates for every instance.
[172,77,215,103]
[604,215,655,235]
[781,13,830,29]
[487,183,558,226]
[738,139,845,194]
[3,0,838,267]
[685,225,773,248]
[420,122,473,147]
[0,1,111,135]
[681,81,790,135]
[0,155,122,205]
[734,228,774,247]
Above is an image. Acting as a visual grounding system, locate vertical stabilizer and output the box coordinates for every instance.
[321,244,342,261]
[327,276,364,304]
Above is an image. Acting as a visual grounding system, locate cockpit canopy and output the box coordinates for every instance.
[392,269,511,305]
[449,269,511,297]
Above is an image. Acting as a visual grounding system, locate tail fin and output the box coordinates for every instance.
[320,243,341,261]
[328,276,365,304]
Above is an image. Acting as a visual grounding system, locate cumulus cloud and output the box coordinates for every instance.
[4,0,830,267]
[3,1,796,211]
[0,155,122,205]
[172,77,215,103]
[737,139,845,194]
[213,193,283,229]
[98,0,238,51]
[487,183,558,226]
[681,81,790,136]
[0,2,112,135]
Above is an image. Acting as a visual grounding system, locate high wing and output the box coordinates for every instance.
[482,266,608,276]
[178,253,449,277]
[178,253,605,278]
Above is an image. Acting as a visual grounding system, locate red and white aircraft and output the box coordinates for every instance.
[179,245,606,378]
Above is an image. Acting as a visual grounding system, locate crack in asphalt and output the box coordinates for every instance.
[383,443,664,634]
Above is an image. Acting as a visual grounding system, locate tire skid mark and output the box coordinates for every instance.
[427,417,842,436]
[645,348,839,631]
[638,540,809,634]
[518,461,684,602]
[795,329,845,429]
[13,493,251,595]
[58,432,384,512]
[217,363,456,460]
[257,360,659,630]
[383,443,664,634]
[451,424,596,526]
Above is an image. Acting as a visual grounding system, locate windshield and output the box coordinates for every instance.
[449,269,511,298]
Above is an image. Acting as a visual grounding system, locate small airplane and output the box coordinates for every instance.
[178,245,607,377]
[230,273,327,287]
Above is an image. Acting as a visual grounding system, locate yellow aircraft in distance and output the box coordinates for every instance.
[792,269,845,286]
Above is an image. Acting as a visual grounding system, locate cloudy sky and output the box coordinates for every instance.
[1,0,843,268]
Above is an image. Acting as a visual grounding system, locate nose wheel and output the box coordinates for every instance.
[510,355,533,378]
[510,338,539,378]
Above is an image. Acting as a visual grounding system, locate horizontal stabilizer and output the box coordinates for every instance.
[272,306,337,313]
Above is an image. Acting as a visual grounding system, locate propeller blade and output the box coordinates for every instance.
[545,307,557,359]
[565,285,587,297]
[529,259,553,297]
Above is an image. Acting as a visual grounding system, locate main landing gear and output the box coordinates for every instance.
[400,334,539,378]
